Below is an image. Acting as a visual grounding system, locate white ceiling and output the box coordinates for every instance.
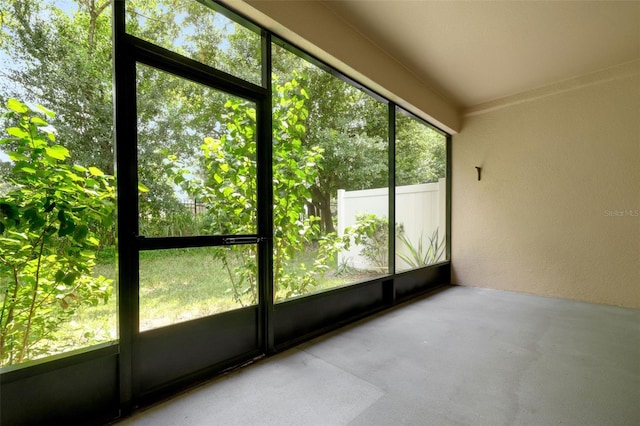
[320,0,640,109]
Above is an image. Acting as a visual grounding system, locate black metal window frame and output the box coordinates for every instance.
[0,0,452,423]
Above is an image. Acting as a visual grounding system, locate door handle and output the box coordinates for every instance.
[222,236,266,245]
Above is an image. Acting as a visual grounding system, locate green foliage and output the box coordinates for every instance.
[126,0,261,85]
[0,0,114,173]
[397,228,445,269]
[351,213,403,271]
[396,113,447,186]
[276,53,389,234]
[165,91,260,302]
[0,99,115,366]
[166,72,351,302]
[271,48,446,237]
[138,203,209,238]
[135,63,234,237]
[0,0,449,362]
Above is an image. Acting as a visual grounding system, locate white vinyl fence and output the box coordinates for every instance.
[337,178,446,271]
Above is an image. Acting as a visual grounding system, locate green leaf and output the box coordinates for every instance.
[73,224,89,241]
[88,166,104,176]
[30,116,48,126]
[16,164,37,174]
[7,98,28,113]
[7,127,29,139]
[24,207,45,229]
[59,220,75,237]
[0,202,19,221]
[62,272,79,286]
[45,130,56,142]
[138,182,150,193]
[57,209,67,225]
[8,151,28,162]
[44,198,56,213]
[36,104,55,118]
[45,145,70,160]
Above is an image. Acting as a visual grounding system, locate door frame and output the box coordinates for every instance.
[113,3,273,405]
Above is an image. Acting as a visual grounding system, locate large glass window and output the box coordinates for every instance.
[0,0,450,370]
[0,0,116,367]
[126,0,262,85]
[395,109,448,271]
[272,43,389,301]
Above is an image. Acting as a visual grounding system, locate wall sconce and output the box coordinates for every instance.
[475,166,482,181]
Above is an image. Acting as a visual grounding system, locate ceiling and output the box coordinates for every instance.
[320,1,640,109]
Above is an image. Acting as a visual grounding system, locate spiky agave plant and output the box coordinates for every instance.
[397,228,445,268]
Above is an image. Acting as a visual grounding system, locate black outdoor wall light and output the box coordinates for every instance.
[475,166,482,181]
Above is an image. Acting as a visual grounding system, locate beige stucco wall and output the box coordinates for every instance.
[452,65,640,308]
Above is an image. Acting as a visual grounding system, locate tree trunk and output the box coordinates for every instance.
[312,187,335,234]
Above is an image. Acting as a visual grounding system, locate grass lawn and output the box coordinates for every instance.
[49,244,384,357]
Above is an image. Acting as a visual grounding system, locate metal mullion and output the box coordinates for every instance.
[113,0,138,413]
[259,31,275,354]
[388,104,396,278]
[130,35,267,102]
[446,134,452,261]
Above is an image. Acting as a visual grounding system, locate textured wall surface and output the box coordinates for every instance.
[452,66,640,308]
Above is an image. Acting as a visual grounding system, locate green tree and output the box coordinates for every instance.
[168,72,350,301]
[0,0,113,173]
[0,1,244,235]
[128,0,265,235]
[396,113,446,185]
[271,47,446,235]
[305,70,388,233]
[271,71,349,299]
[271,49,389,234]
[135,64,226,237]
[0,99,115,366]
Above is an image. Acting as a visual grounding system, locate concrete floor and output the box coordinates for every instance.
[118,285,640,425]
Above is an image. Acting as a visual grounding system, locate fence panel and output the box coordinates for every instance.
[337,178,446,271]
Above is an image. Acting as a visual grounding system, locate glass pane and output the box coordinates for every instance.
[126,0,262,86]
[136,64,257,237]
[395,110,447,272]
[0,1,116,367]
[139,246,258,331]
[272,44,389,302]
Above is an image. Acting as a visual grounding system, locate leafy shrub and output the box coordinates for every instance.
[166,72,351,301]
[351,213,402,270]
[0,99,115,366]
